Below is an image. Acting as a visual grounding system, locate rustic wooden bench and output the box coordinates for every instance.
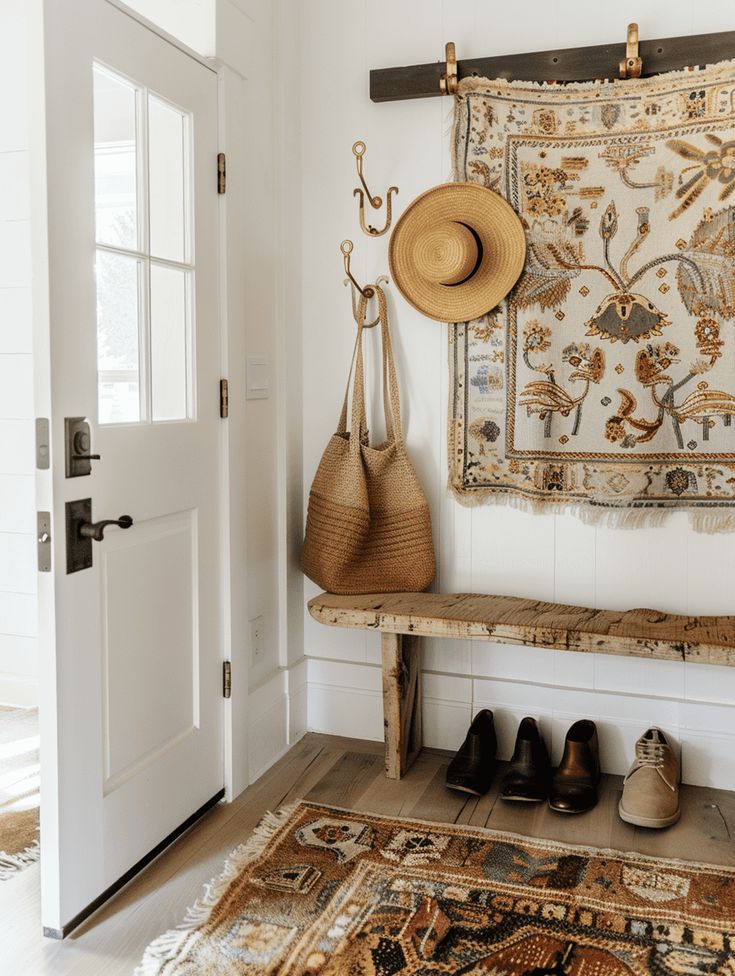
[308,592,735,780]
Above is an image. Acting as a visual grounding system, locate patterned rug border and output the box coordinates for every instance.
[135,798,735,975]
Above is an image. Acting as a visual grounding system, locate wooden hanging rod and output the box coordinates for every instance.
[369,29,735,102]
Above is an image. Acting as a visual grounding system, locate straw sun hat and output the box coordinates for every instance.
[388,182,526,323]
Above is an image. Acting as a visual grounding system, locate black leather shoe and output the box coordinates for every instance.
[446,709,497,796]
[500,716,551,802]
[549,719,600,814]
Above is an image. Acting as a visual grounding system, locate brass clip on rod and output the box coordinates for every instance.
[619,22,643,79]
[439,41,458,94]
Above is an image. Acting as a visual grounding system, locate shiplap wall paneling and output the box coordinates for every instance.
[298,0,735,790]
[0,0,37,707]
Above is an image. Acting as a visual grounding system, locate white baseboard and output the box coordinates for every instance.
[305,657,735,791]
[0,672,38,708]
[246,658,310,784]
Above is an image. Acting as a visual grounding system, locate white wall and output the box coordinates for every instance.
[0,1,38,708]
[121,0,215,55]
[213,0,307,785]
[295,1,735,789]
[169,0,307,785]
[135,0,307,785]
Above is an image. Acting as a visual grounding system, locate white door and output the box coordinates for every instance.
[38,0,223,934]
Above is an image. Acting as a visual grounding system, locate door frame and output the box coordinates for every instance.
[28,0,245,936]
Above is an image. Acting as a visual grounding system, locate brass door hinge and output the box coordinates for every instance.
[220,378,229,418]
[223,660,232,699]
[217,152,226,194]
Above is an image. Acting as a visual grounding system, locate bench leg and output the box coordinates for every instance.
[381,633,422,779]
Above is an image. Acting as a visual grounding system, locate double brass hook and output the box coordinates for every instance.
[352,141,398,237]
[340,240,388,328]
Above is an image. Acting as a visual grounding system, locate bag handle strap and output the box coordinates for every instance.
[336,287,404,455]
[336,326,362,436]
[375,286,405,452]
[350,296,370,455]
[334,292,370,456]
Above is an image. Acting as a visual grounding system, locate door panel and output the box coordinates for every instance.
[102,509,198,792]
[40,0,222,931]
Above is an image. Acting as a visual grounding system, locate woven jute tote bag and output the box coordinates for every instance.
[301,286,435,595]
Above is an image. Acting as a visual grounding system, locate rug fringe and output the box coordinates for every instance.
[134,802,301,976]
[0,838,40,881]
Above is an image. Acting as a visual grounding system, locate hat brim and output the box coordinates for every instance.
[388,182,527,323]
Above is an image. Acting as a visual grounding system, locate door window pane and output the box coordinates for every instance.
[93,65,138,250]
[92,64,194,427]
[151,263,190,421]
[148,95,188,263]
[96,250,141,424]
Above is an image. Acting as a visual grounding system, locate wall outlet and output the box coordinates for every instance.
[250,615,265,667]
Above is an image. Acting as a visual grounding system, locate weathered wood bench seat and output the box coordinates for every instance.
[308,591,735,780]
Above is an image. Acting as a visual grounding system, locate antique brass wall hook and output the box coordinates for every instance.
[344,273,389,328]
[341,240,375,299]
[619,23,643,79]
[352,141,399,237]
[340,240,389,328]
[440,42,458,95]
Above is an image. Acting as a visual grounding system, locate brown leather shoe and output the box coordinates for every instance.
[619,728,680,828]
[549,719,600,814]
[500,717,552,802]
[445,710,497,796]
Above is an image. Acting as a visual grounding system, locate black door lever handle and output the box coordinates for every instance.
[79,515,133,542]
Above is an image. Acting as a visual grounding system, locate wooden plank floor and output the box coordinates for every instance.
[2,732,735,974]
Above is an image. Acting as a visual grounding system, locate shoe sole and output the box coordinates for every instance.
[501,794,545,803]
[618,800,681,829]
[548,802,596,815]
[446,783,484,797]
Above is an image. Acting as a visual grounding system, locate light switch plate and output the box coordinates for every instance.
[250,615,264,667]
[246,356,270,400]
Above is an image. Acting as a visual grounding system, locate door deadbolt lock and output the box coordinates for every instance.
[37,512,52,572]
[65,417,101,478]
[65,499,134,573]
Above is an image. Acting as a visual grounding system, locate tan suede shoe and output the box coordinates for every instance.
[619,728,680,829]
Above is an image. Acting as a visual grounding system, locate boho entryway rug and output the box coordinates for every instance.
[136,800,735,975]
[0,706,40,879]
[450,58,735,531]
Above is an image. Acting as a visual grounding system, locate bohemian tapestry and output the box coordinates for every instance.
[450,60,735,531]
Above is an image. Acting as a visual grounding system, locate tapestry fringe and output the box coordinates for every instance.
[689,512,735,535]
[0,837,40,881]
[455,55,735,96]
[134,802,302,976]
[447,480,735,533]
